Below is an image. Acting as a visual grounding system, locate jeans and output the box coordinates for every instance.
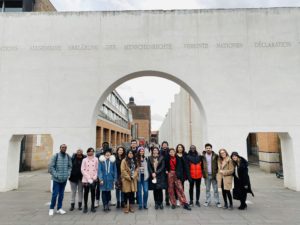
[50,180,67,210]
[102,191,111,206]
[70,181,83,204]
[116,189,124,203]
[137,174,149,208]
[189,178,201,202]
[205,174,220,204]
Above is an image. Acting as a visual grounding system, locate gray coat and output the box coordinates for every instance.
[50,152,72,183]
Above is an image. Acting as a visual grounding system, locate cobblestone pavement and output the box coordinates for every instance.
[0,166,299,225]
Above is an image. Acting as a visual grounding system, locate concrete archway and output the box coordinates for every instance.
[91,70,208,148]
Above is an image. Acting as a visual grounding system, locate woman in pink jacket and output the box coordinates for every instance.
[81,147,98,213]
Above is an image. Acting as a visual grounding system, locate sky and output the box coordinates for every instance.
[49,0,300,131]
[50,0,300,11]
[116,77,180,131]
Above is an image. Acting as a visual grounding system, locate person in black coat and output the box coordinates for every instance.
[160,141,170,206]
[69,149,86,211]
[231,152,254,210]
[148,146,166,209]
[115,146,126,208]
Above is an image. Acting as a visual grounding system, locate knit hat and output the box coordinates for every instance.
[137,146,145,152]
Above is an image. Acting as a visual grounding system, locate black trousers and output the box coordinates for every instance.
[189,178,201,202]
[154,189,163,205]
[83,182,96,208]
[221,179,232,206]
[102,191,111,205]
[124,192,135,204]
[95,180,100,201]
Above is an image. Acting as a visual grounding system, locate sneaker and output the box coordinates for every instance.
[216,203,222,208]
[56,208,66,215]
[196,201,200,207]
[49,209,54,216]
[189,201,193,206]
[176,200,180,207]
[203,202,209,207]
[171,205,176,209]
[95,200,99,208]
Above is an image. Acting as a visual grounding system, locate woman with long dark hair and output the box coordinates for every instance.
[115,146,126,208]
[175,144,190,188]
[148,146,166,209]
[121,150,138,213]
[217,148,234,209]
[231,152,254,210]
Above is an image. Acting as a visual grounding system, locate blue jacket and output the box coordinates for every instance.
[98,155,117,191]
[50,152,72,183]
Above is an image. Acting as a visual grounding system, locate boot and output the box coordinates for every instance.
[183,203,192,211]
[78,202,82,210]
[121,201,125,208]
[223,203,228,209]
[129,204,135,213]
[116,201,121,209]
[83,206,88,213]
[69,203,75,211]
[91,206,96,213]
[123,202,129,213]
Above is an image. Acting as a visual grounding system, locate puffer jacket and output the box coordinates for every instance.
[50,152,72,183]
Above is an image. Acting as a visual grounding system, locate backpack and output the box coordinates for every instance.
[48,153,71,174]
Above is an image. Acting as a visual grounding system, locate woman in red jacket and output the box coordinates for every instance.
[187,145,203,207]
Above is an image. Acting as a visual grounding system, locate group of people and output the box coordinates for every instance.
[48,141,254,216]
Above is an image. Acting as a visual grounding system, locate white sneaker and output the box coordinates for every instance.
[95,200,99,208]
[49,209,54,216]
[56,208,66,214]
[216,203,222,208]
[203,202,209,207]
[176,200,180,207]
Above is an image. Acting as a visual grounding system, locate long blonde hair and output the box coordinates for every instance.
[218,148,229,161]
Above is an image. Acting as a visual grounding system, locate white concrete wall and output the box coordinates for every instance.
[159,88,203,151]
[0,9,300,191]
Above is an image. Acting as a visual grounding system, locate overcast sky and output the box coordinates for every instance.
[49,0,300,131]
[116,77,180,131]
[50,0,300,11]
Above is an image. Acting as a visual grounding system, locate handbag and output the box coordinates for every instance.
[232,188,241,200]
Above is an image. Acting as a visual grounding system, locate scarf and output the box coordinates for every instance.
[130,159,135,178]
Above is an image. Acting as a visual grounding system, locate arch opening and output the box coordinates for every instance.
[92,70,208,150]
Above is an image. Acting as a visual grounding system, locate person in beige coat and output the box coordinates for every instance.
[217,149,234,209]
[121,150,138,213]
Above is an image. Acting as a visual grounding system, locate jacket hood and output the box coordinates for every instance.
[99,154,116,163]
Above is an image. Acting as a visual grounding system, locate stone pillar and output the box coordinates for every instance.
[0,134,23,191]
[257,133,281,173]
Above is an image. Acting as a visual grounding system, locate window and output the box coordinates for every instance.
[1,0,23,12]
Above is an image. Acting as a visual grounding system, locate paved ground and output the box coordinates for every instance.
[0,166,300,225]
